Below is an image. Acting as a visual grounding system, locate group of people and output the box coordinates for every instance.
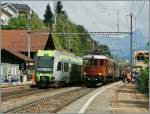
[7,71,24,83]
[122,70,140,84]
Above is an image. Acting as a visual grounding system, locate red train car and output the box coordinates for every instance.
[83,54,117,87]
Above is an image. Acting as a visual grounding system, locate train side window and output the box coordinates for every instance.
[100,60,104,66]
[94,59,98,66]
[57,62,61,71]
[64,63,68,72]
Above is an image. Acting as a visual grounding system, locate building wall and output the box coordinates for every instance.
[1,5,19,25]
[134,51,149,69]
[2,6,18,17]
[1,63,20,82]
[1,10,11,25]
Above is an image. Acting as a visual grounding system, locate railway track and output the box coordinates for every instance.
[3,87,94,113]
[2,88,54,101]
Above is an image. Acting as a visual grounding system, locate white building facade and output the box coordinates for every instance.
[1,3,19,25]
[134,50,149,69]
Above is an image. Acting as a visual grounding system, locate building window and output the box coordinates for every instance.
[141,56,144,60]
[137,55,145,61]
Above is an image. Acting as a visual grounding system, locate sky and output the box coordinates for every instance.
[2,0,149,59]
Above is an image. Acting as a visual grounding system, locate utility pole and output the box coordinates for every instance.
[117,9,120,32]
[130,13,133,67]
[53,0,58,29]
[0,1,2,84]
[92,41,95,50]
[27,10,32,58]
[68,38,71,52]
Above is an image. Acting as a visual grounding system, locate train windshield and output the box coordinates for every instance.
[37,57,54,68]
[83,59,93,66]
[83,59,104,66]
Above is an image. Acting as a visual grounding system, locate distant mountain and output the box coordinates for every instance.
[93,30,148,59]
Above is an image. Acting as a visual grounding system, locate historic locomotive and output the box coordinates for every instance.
[83,50,124,87]
[31,50,83,87]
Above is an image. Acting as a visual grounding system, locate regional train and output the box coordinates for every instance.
[31,49,126,88]
[83,50,125,87]
[32,50,83,87]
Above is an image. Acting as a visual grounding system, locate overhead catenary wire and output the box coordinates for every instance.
[30,31,131,35]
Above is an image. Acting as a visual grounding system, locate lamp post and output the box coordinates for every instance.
[0,1,2,84]
[27,10,32,58]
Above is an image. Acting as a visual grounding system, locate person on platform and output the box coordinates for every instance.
[126,72,131,83]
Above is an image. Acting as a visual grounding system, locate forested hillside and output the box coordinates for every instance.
[2,1,112,57]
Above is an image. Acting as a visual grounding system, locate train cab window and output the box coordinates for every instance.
[83,59,92,66]
[64,63,69,72]
[57,62,61,71]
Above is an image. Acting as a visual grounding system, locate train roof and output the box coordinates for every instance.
[36,50,82,65]
[83,54,109,59]
[83,54,115,62]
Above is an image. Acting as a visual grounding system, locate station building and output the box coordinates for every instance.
[1,30,55,82]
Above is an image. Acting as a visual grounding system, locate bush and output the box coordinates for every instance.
[138,68,149,97]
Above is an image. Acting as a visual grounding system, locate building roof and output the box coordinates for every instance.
[1,30,49,52]
[2,3,30,12]
[1,8,13,17]
[2,48,33,62]
[1,3,19,17]
[11,3,30,11]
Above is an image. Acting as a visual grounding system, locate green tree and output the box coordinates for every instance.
[138,68,149,97]
[98,45,112,57]
[2,11,45,30]
[44,3,53,31]
[56,0,63,14]
[8,16,27,29]
[31,12,45,29]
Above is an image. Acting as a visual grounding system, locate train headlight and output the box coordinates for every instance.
[84,72,86,75]
[98,73,102,75]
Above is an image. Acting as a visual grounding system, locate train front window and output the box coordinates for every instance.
[83,59,92,66]
[37,57,54,68]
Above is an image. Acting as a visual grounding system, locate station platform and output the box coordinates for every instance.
[1,81,32,88]
[111,83,148,114]
[58,81,149,114]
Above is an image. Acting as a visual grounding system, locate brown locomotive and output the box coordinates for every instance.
[83,51,123,87]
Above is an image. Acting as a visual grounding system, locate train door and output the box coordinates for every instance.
[67,62,72,83]
[55,61,63,81]
[63,62,69,83]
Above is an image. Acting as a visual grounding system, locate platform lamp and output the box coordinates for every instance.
[27,9,32,58]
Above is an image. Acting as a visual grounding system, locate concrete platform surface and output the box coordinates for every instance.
[112,83,149,114]
[58,82,149,114]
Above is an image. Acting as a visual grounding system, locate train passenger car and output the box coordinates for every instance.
[32,50,82,87]
[83,53,123,87]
